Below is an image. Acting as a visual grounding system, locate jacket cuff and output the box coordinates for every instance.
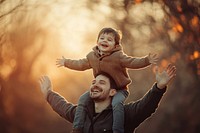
[47,90,53,102]
[64,59,68,67]
[145,56,150,64]
[153,83,166,93]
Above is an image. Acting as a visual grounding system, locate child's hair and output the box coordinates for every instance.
[97,27,122,45]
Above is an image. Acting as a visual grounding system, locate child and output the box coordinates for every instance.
[56,27,158,133]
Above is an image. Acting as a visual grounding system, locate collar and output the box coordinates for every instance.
[86,100,112,119]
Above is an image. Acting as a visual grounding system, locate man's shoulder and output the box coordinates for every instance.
[124,102,137,110]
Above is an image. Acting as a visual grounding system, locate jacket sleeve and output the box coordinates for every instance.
[124,83,166,128]
[64,58,91,71]
[119,52,151,69]
[47,91,76,123]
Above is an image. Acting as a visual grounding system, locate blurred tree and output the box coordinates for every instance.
[163,0,200,77]
[0,0,24,67]
[0,1,25,132]
[0,1,70,133]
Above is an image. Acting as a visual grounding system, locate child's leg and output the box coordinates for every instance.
[112,90,129,133]
[73,91,90,131]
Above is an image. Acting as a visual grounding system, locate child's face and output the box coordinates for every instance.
[97,33,116,53]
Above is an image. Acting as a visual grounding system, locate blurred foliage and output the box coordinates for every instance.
[0,0,200,133]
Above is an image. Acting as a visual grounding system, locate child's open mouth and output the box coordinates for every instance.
[101,44,108,48]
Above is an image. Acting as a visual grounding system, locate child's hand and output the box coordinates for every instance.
[148,53,159,64]
[56,56,66,67]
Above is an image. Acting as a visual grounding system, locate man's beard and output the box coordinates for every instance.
[90,86,103,101]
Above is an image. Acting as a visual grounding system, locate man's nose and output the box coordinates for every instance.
[93,82,99,87]
[93,83,98,87]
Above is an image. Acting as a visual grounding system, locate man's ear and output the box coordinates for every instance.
[109,88,117,96]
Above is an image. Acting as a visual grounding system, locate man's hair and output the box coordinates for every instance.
[95,72,118,90]
[97,27,122,45]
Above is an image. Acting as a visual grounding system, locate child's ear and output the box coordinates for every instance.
[109,89,117,96]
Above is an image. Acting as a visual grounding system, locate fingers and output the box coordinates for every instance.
[56,61,63,67]
[39,75,49,85]
[149,53,158,58]
[152,53,158,58]
[152,60,158,65]
[149,53,159,64]
[165,63,172,72]
[165,64,176,80]
[56,63,61,67]
[39,76,45,89]
[165,63,173,73]
[56,59,61,64]
[168,66,176,79]
[56,62,62,67]
[39,76,44,84]
[56,58,65,67]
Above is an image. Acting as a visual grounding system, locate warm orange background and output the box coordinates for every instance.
[0,0,199,133]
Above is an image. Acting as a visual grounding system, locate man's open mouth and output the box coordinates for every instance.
[91,87,103,92]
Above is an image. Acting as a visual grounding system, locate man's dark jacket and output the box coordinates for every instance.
[47,83,166,133]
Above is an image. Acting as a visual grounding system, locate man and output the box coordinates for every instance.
[39,64,176,133]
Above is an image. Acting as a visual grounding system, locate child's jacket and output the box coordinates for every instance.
[64,45,151,89]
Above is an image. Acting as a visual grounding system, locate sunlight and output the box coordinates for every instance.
[45,4,99,57]
[59,32,84,54]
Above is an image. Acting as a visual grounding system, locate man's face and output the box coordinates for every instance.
[90,75,115,102]
[97,33,116,53]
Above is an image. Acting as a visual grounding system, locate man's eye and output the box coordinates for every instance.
[99,81,106,84]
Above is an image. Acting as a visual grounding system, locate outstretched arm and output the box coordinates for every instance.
[39,76,76,122]
[120,52,151,69]
[120,52,159,69]
[56,56,91,71]
[125,64,176,130]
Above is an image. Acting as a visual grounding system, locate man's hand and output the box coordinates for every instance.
[155,64,176,89]
[39,76,52,99]
[56,56,66,67]
[148,53,159,64]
